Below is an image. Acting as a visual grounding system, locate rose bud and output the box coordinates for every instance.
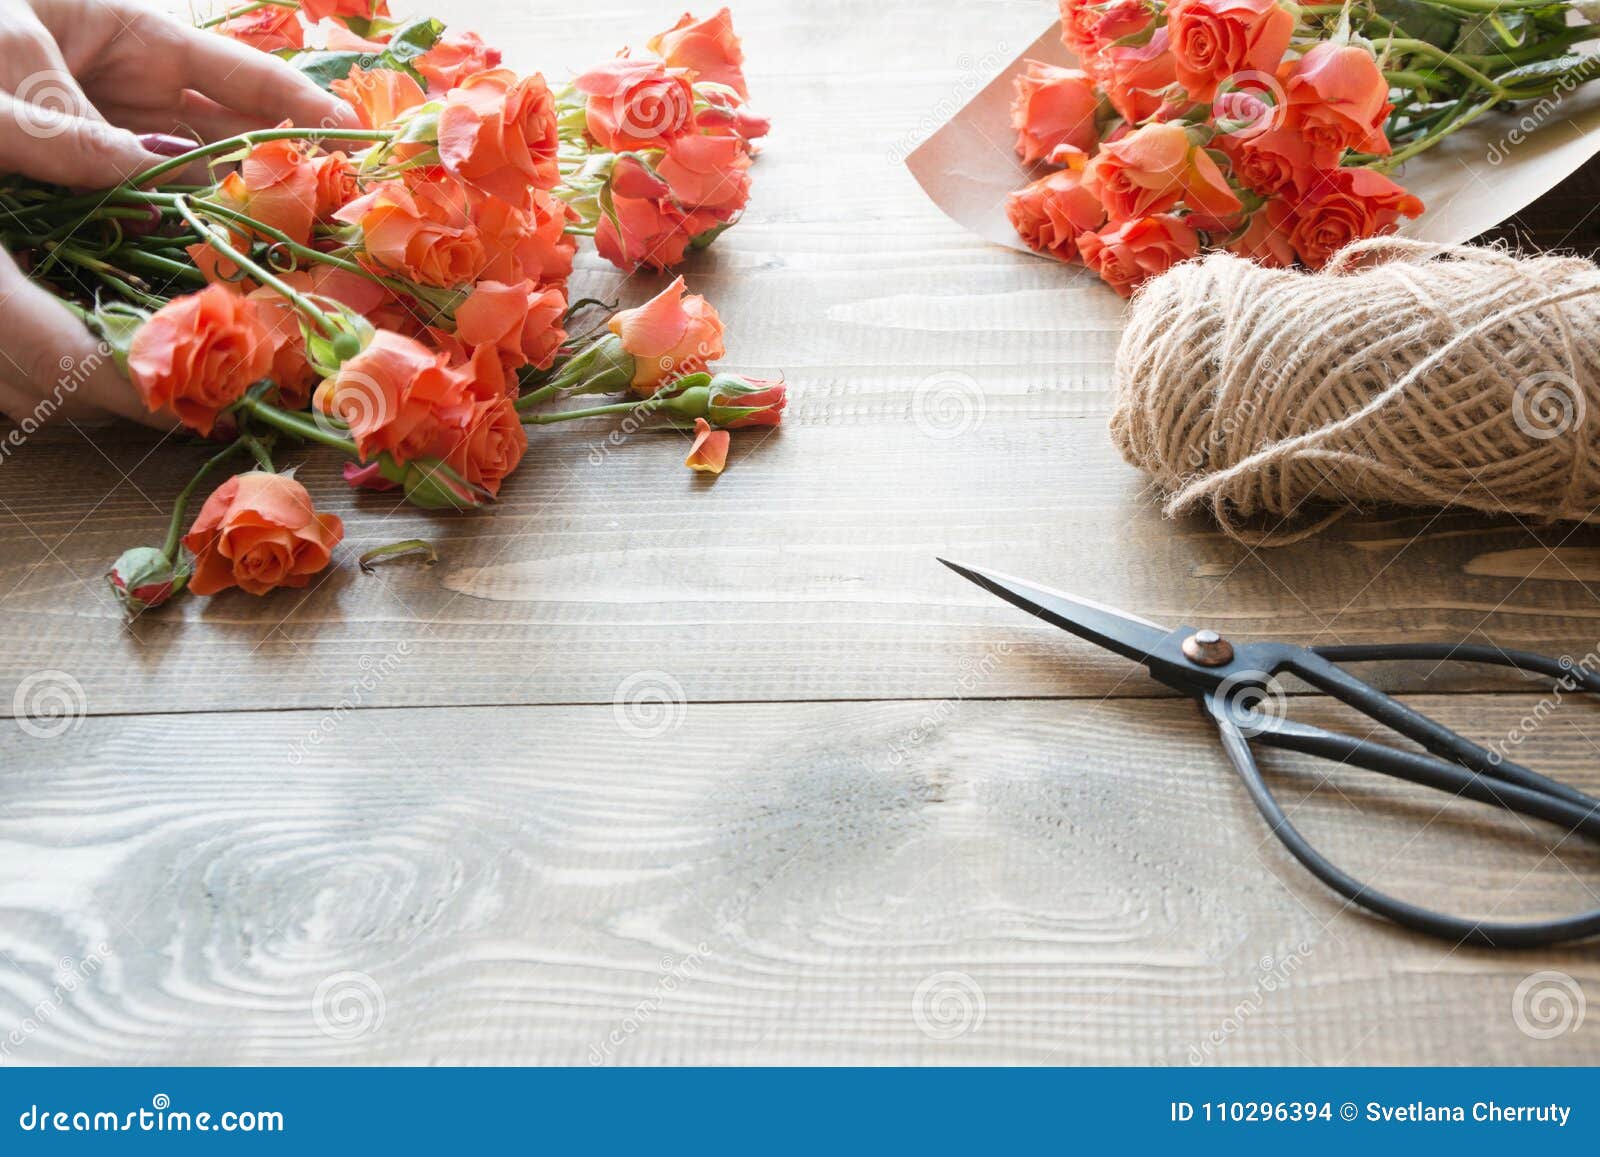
[542,277,725,398]
[107,546,178,613]
[377,455,497,511]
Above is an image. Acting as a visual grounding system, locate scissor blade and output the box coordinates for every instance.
[939,559,1177,665]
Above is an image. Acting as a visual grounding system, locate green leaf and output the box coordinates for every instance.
[285,19,444,91]
[383,17,446,65]
[1374,0,1461,51]
[1496,53,1596,92]
[291,50,369,91]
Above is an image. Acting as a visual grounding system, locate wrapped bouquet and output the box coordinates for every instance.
[1006,0,1600,293]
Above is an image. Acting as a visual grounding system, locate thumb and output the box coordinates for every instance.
[0,91,166,188]
[0,248,170,429]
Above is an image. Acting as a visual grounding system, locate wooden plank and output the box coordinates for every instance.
[1,694,1596,1065]
[5,0,1600,713]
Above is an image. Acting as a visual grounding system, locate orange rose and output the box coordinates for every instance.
[1216,126,1312,196]
[473,186,578,284]
[1167,0,1294,102]
[319,330,470,462]
[245,283,318,410]
[1098,27,1178,125]
[331,65,427,130]
[1288,168,1423,268]
[1076,214,1200,296]
[438,68,561,202]
[335,175,487,287]
[454,279,568,372]
[608,276,725,393]
[1284,43,1392,165]
[694,93,770,146]
[217,4,304,52]
[1010,61,1099,165]
[442,393,526,495]
[574,57,695,151]
[415,31,503,93]
[301,0,388,24]
[1225,199,1295,267]
[183,471,344,597]
[648,8,749,98]
[656,132,751,213]
[1085,121,1240,221]
[595,188,718,273]
[1006,165,1106,262]
[310,152,358,219]
[127,286,274,435]
[684,417,730,473]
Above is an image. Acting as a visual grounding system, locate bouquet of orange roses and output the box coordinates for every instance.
[0,2,780,612]
[1006,0,1600,294]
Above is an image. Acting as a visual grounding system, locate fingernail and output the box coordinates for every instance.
[121,204,165,237]
[138,132,199,157]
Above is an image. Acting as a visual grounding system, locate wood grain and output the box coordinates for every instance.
[1,694,1596,1065]
[3,1,1600,712]
[2,0,1600,1068]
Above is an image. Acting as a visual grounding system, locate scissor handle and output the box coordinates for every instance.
[1204,645,1600,947]
[1286,646,1597,809]
[1203,707,1600,947]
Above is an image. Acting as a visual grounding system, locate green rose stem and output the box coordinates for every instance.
[173,196,341,340]
[187,197,420,300]
[233,394,362,457]
[5,129,393,225]
[195,0,298,28]
[158,435,256,574]
[520,395,675,425]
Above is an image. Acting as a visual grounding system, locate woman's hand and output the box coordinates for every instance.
[0,0,357,427]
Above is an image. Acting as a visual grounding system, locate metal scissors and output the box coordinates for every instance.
[941,559,1600,948]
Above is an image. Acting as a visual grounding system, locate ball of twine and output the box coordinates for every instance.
[1110,237,1600,545]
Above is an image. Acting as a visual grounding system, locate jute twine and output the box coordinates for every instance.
[1110,237,1600,545]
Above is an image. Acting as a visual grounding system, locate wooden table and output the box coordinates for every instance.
[2,0,1599,1066]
